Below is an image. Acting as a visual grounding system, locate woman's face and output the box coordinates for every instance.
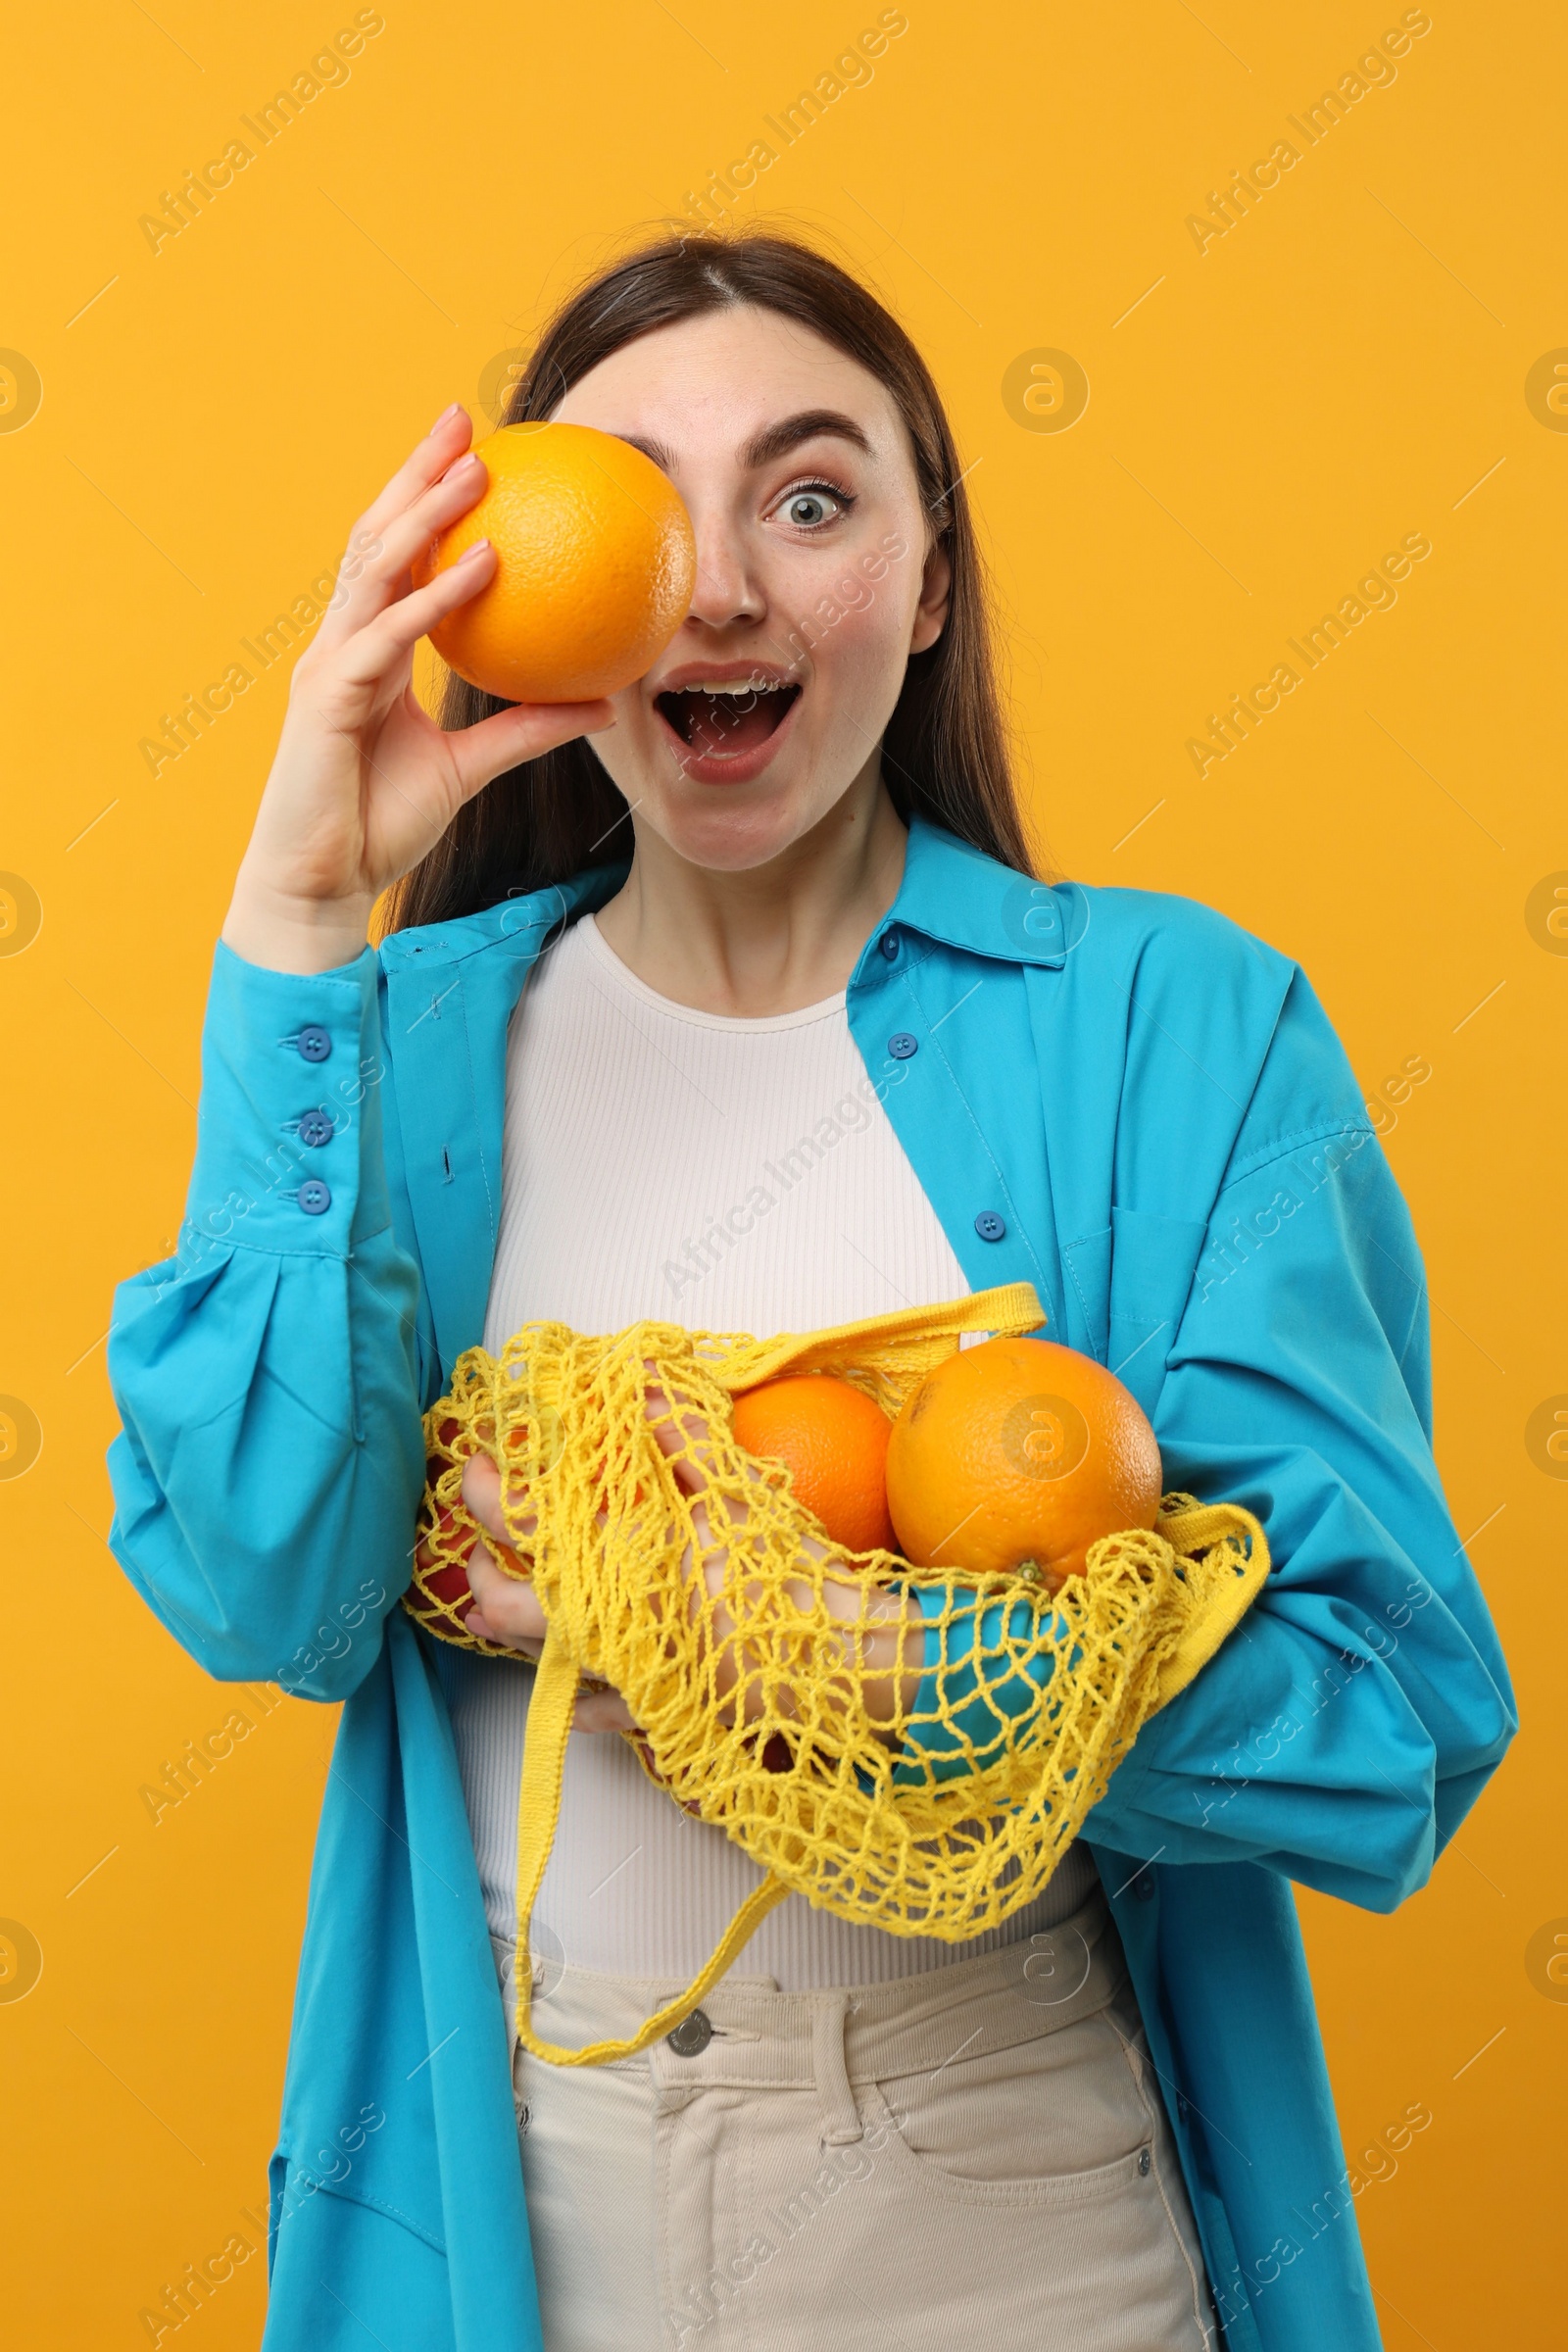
[551,303,951,872]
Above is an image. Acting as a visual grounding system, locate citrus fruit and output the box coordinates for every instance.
[413,421,696,703]
[731,1374,898,1555]
[885,1336,1161,1592]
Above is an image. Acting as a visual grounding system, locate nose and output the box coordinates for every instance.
[681,502,766,633]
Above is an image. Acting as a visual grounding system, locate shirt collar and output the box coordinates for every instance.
[872,815,1076,970]
[376,859,629,970]
[379,815,1073,973]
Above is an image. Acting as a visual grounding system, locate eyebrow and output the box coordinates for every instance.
[615,409,874,478]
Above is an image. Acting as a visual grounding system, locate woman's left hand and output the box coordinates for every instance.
[459,1455,637,1733]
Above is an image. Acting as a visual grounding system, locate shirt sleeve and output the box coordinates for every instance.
[1080,1079,1516,1909]
[104,940,429,1700]
[901,966,1517,1913]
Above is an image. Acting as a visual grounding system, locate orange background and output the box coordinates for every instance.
[1,2,1562,2342]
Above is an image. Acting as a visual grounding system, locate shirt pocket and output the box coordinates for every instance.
[1106,1208,1207,1417]
[1058,1208,1206,1416]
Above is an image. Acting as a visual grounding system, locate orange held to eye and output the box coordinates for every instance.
[885,1336,1162,1593]
[413,421,697,704]
[730,1374,898,1555]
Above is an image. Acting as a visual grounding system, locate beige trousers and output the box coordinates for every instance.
[505,1886,1216,2352]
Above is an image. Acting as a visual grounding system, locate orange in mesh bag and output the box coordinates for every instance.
[404,1284,1269,2067]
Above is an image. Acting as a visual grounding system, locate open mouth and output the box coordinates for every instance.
[655,681,802,761]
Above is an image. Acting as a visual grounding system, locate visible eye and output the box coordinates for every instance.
[772,479,855,531]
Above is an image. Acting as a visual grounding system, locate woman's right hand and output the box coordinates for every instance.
[454,1456,637,1733]
[220,404,616,976]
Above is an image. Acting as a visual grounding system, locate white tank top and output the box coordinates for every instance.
[436,909,1098,1988]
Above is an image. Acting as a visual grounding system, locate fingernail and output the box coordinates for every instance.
[458,538,492,562]
[430,403,462,432]
[442,453,481,481]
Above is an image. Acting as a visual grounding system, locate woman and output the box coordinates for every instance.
[106,232,1513,2352]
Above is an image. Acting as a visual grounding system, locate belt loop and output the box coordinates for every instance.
[811,1992,863,2145]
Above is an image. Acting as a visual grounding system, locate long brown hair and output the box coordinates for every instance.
[390,229,1036,932]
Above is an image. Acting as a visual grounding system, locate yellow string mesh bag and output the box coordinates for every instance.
[404,1284,1269,2067]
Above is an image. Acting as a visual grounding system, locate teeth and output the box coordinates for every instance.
[673,679,784,697]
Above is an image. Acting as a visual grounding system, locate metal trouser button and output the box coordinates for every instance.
[665,2008,712,2057]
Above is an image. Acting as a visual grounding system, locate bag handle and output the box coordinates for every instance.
[510,1280,1047,2064]
[513,1633,788,2065]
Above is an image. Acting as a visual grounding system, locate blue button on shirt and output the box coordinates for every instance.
[296,1025,332,1064]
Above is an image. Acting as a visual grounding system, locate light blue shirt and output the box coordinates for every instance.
[106,816,1515,2351]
